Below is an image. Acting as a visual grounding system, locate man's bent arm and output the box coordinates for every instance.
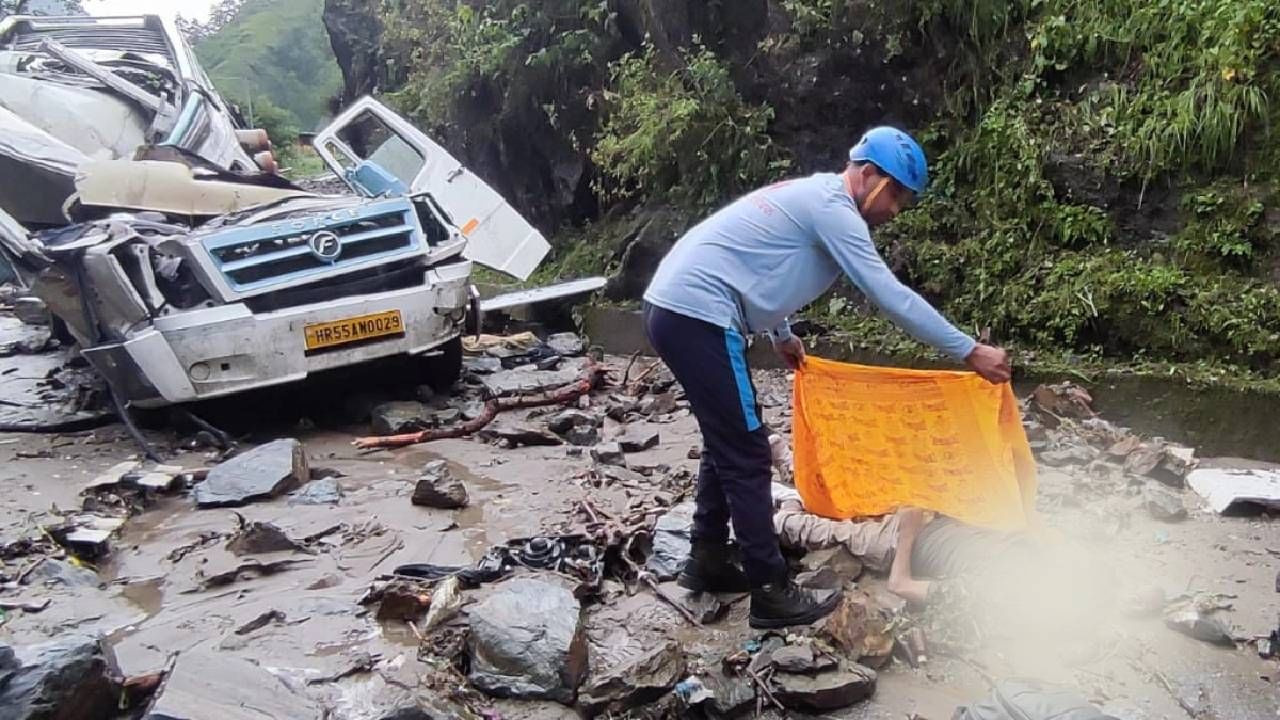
[813,202,976,361]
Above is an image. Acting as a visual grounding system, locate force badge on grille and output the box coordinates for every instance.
[307,231,342,261]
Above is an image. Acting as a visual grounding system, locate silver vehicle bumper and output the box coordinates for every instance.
[84,263,471,407]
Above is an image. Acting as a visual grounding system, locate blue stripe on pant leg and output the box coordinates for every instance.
[723,329,762,433]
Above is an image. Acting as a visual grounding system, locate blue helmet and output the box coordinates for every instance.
[848,127,929,195]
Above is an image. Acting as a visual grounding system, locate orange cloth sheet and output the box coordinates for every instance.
[792,357,1037,530]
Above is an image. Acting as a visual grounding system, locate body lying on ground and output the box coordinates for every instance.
[772,486,1113,630]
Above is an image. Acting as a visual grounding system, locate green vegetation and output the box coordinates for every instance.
[196,0,343,133]
[368,0,1280,377]
[592,46,789,207]
[236,95,325,179]
[0,0,83,16]
[859,0,1280,371]
[383,1,790,208]
[381,0,614,136]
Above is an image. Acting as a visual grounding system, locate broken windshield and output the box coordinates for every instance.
[331,110,426,188]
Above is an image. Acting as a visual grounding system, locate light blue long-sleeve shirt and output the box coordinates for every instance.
[643,172,977,361]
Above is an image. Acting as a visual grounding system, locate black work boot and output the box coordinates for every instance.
[749,575,843,629]
[677,542,751,593]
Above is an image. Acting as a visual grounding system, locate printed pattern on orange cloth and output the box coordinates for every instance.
[792,357,1038,530]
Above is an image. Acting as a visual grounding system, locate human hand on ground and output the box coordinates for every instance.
[773,335,806,370]
[965,343,1011,384]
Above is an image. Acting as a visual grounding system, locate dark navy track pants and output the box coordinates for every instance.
[643,303,786,585]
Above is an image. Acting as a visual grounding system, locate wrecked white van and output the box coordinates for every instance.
[0,14,262,227]
[1,96,556,408]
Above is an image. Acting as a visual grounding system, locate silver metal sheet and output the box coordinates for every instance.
[480,277,606,312]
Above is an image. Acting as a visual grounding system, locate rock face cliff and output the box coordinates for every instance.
[322,0,948,231]
[323,0,384,109]
[323,0,1280,370]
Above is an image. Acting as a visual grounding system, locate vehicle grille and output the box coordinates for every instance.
[200,197,425,295]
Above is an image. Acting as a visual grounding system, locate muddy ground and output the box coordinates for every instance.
[1,352,1278,719]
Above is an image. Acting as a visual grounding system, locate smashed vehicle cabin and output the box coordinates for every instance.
[0,14,555,409]
[0,14,263,227]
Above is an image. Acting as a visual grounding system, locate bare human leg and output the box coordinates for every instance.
[887,507,932,606]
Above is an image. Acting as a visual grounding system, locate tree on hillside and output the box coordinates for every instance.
[195,0,343,129]
[177,0,243,43]
[1,0,85,17]
[243,95,299,146]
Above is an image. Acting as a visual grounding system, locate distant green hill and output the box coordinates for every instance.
[196,0,342,132]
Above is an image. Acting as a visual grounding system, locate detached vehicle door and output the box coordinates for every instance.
[314,97,549,281]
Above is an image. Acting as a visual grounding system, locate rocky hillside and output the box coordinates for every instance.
[198,0,343,132]
[324,0,1280,374]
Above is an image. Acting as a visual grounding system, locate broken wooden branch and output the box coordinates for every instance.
[352,360,604,450]
[625,361,661,395]
[746,667,785,713]
[620,350,642,386]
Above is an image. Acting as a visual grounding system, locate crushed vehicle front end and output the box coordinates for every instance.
[2,192,474,408]
[1,57,580,410]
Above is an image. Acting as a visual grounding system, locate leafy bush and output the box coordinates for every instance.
[592,45,789,207]
[1026,0,1280,176]
[373,0,1280,369]
[383,0,613,133]
[827,0,1280,369]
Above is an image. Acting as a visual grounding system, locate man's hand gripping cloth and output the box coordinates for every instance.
[792,357,1038,530]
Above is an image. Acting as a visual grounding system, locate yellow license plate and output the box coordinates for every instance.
[304,310,404,351]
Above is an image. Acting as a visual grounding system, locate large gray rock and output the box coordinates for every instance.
[800,547,864,584]
[145,649,320,720]
[796,566,841,590]
[1143,484,1187,521]
[606,396,639,421]
[225,521,305,556]
[816,589,895,667]
[618,429,660,453]
[547,409,601,435]
[289,478,342,506]
[546,333,587,357]
[701,669,756,718]
[370,401,432,435]
[0,350,111,432]
[603,206,688,301]
[432,408,461,426]
[654,582,731,624]
[411,461,469,509]
[1164,606,1235,646]
[590,442,626,467]
[596,464,649,487]
[482,362,584,397]
[646,502,694,580]
[25,558,100,589]
[0,635,116,720]
[770,644,837,674]
[578,640,685,716]
[639,392,678,417]
[770,664,876,712]
[195,439,308,508]
[565,425,601,447]
[467,578,588,703]
[370,701,473,720]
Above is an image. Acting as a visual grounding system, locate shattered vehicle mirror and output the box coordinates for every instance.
[334,111,426,189]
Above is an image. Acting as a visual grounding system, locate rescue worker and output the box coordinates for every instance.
[642,127,1012,629]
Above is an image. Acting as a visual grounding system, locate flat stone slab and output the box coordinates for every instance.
[195,439,308,508]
